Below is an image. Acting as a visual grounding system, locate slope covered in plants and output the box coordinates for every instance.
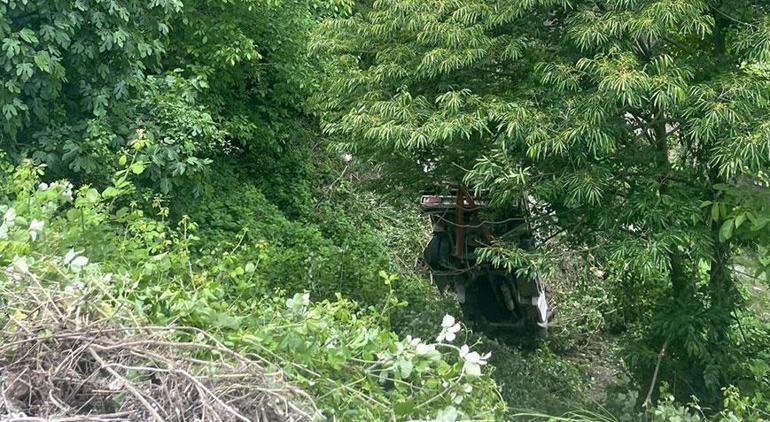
[2,0,770,421]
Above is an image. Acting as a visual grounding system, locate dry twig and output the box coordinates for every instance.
[0,269,319,422]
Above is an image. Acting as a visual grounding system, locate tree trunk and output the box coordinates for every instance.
[707,169,737,339]
[651,109,690,299]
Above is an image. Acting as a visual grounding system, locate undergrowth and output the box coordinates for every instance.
[0,145,507,420]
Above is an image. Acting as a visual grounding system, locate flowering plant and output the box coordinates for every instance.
[0,158,507,421]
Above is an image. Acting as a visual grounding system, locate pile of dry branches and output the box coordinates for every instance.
[0,268,319,421]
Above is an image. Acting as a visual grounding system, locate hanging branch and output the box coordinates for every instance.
[643,339,670,410]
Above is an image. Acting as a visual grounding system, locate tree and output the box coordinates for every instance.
[0,0,181,164]
[0,0,350,196]
[316,0,770,403]
[163,0,354,212]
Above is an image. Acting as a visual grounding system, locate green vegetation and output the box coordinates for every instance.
[1,0,769,420]
[0,156,505,420]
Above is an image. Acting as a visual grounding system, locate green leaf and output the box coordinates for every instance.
[66,208,81,221]
[2,104,16,119]
[160,178,172,193]
[19,28,38,44]
[397,359,414,378]
[735,213,746,229]
[719,219,734,242]
[16,63,33,79]
[3,38,21,58]
[752,217,770,231]
[33,51,51,73]
[130,162,145,175]
[84,188,101,203]
[394,401,416,416]
[102,187,122,199]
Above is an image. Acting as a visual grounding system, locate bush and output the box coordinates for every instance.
[174,161,393,306]
[0,267,318,421]
[0,154,508,421]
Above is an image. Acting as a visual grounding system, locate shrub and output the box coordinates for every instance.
[0,152,508,421]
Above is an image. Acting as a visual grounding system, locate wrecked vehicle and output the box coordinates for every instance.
[420,189,551,336]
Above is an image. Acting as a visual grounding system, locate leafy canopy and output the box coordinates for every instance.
[317,0,770,402]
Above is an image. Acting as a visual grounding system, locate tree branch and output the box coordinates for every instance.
[643,339,669,410]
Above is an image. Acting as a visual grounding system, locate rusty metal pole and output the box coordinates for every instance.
[454,188,464,258]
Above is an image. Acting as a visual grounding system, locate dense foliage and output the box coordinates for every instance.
[0,157,507,420]
[2,0,770,420]
[317,0,770,408]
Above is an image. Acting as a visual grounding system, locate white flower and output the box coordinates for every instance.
[71,255,89,267]
[60,181,74,200]
[29,219,44,240]
[11,255,29,273]
[70,255,89,272]
[438,330,458,342]
[63,249,77,265]
[415,343,436,356]
[453,393,464,405]
[441,314,455,328]
[465,352,482,364]
[285,292,310,314]
[436,314,462,343]
[435,405,459,422]
[38,182,49,191]
[406,335,421,347]
[463,361,482,377]
[460,347,491,365]
[3,208,16,224]
[459,344,491,378]
[459,344,469,357]
[29,219,44,232]
[462,383,473,393]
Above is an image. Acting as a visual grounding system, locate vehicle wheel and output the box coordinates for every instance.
[424,232,450,269]
[460,283,482,325]
[461,284,476,315]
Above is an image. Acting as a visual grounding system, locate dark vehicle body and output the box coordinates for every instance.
[420,191,550,335]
